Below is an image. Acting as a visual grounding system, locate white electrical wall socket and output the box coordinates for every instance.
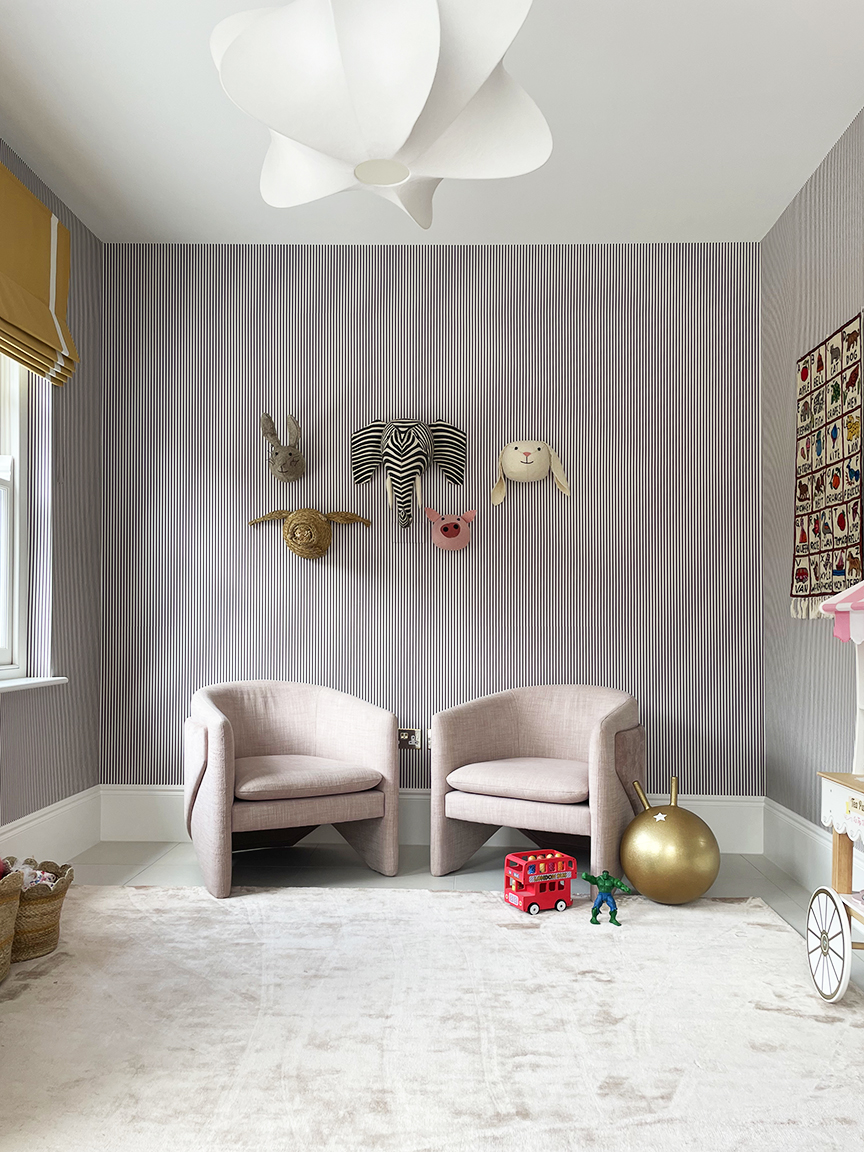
[398,728,422,751]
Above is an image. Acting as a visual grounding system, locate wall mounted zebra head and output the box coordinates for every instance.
[350,420,467,529]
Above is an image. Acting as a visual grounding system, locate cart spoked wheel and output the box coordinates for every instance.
[806,886,851,1003]
[555,900,568,912]
[527,903,540,916]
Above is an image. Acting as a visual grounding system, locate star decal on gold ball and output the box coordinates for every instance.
[653,812,667,822]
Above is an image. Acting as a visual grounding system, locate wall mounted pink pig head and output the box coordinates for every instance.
[425,508,476,551]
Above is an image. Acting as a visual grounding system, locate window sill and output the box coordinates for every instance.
[0,676,68,694]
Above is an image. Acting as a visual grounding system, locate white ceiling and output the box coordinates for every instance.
[1,0,864,244]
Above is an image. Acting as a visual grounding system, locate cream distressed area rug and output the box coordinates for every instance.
[1,887,863,1152]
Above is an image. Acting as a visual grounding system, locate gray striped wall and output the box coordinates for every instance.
[762,111,864,824]
[103,242,762,795]
[0,139,102,824]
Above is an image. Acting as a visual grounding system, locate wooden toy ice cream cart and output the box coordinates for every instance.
[812,582,864,1001]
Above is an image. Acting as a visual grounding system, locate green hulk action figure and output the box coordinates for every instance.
[581,869,632,925]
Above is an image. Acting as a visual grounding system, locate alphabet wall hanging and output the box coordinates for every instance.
[350,419,467,529]
[261,412,305,482]
[791,312,863,617]
[425,508,475,552]
[249,508,370,559]
[490,440,570,505]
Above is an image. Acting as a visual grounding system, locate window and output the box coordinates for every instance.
[0,353,28,678]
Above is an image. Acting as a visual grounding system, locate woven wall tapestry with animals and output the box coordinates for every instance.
[791,313,863,617]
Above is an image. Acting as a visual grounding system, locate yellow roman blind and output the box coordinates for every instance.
[0,160,79,385]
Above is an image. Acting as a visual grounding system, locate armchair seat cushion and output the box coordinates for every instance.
[234,754,382,801]
[446,757,589,805]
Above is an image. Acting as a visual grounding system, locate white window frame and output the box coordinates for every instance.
[0,354,29,680]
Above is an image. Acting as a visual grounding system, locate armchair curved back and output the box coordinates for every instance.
[192,680,398,772]
[196,681,324,758]
[510,685,639,759]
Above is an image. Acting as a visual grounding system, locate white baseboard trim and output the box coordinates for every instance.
[101,785,189,843]
[0,785,101,863]
[3,786,767,857]
[764,797,864,894]
[647,794,764,854]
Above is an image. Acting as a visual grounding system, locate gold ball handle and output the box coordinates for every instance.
[633,781,651,811]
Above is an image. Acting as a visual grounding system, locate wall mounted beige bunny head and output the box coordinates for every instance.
[491,440,570,505]
[261,412,305,482]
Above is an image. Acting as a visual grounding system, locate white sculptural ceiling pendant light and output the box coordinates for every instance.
[211,0,552,229]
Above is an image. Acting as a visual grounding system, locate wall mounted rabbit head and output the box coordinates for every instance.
[261,412,305,482]
[491,440,569,505]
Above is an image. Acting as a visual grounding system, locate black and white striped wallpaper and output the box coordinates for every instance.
[762,111,864,825]
[102,242,762,796]
[0,138,103,825]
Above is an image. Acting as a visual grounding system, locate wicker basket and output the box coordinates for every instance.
[0,862,24,981]
[6,858,74,963]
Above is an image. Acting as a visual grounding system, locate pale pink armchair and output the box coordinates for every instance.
[184,681,399,897]
[430,685,645,879]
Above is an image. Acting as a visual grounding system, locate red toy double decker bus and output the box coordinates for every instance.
[504,850,575,915]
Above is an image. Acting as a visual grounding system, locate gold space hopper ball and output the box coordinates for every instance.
[619,776,720,905]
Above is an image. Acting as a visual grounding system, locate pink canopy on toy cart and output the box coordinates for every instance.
[820,579,864,642]
[822,580,864,776]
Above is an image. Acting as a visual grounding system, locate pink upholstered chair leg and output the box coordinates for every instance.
[190,800,233,898]
[336,795,399,876]
[430,814,499,877]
